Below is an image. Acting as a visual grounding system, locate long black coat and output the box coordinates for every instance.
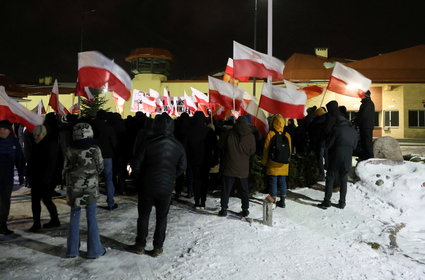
[132,114,187,196]
[355,97,375,129]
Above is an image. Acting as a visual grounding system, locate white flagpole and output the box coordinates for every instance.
[267,0,273,85]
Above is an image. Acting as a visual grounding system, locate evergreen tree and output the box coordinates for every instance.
[80,88,110,118]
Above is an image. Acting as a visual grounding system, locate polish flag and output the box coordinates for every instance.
[242,100,269,137]
[141,96,156,114]
[156,96,164,110]
[113,93,125,114]
[69,103,80,115]
[224,58,249,82]
[233,41,284,81]
[163,88,171,106]
[191,87,209,105]
[172,96,180,116]
[284,80,323,99]
[0,86,44,132]
[327,62,371,98]
[149,88,160,99]
[184,91,197,114]
[32,100,46,115]
[212,103,229,121]
[259,83,306,119]
[77,51,132,101]
[48,79,69,117]
[208,76,244,111]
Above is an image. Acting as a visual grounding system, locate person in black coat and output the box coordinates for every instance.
[128,113,186,257]
[318,116,358,209]
[354,90,375,161]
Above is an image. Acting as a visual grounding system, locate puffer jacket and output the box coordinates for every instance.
[262,115,292,176]
[64,123,103,207]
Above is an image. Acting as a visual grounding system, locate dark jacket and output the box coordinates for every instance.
[132,114,187,196]
[355,97,375,129]
[0,136,23,187]
[221,117,256,178]
[93,117,117,159]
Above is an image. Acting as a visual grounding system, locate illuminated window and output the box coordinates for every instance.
[384,111,399,127]
[408,110,425,128]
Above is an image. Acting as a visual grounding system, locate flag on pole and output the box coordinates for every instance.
[284,80,323,99]
[113,93,125,114]
[184,91,197,114]
[224,58,249,82]
[0,86,44,132]
[171,96,180,116]
[190,87,209,105]
[208,76,244,110]
[48,79,69,116]
[211,103,229,121]
[242,100,269,137]
[149,88,160,99]
[259,83,306,119]
[327,62,372,98]
[233,41,284,81]
[141,96,156,115]
[77,51,132,101]
[163,88,171,106]
[32,100,46,115]
[69,103,80,114]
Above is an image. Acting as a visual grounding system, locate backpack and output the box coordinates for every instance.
[269,131,290,164]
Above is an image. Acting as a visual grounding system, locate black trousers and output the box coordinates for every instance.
[191,164,209,207]
[324,169,348,205]
[359,128,373,160]
[30,183,59,224]
[136,193,171,249]
[220,176,249,211]
[0,184,13,223]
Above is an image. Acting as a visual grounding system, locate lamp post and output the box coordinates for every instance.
[80,9,96,52]
[253,0,258,96]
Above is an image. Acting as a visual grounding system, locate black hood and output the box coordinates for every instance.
[153,113,174,136]
[326,101,339,116]
[234,116,252,136]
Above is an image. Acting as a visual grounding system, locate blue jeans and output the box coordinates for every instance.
[66,203,104,258]
[268,175,287,198]
[103,158,116,207]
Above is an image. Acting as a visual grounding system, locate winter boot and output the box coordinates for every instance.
[0,222,14,235]
[317,201,331,209]
[43,217,61,229]
[240,209,250,217]
[150,248,163,257]
[276,196,286,208]
[28,223,42,232]
[127,243,145,255]
[218,209,227,217]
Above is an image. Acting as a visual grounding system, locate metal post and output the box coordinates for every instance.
[253,0,258,97]
[267,0,273,84]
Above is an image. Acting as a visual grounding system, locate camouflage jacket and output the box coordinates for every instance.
[64,145,103,207]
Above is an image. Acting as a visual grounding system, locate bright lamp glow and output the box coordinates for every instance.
[346,83,360,90]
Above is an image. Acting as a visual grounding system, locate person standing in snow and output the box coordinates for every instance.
[128,113,186,257]
[0,120,24,235]
[261,114,292,208]
[318,106,358,209]
[218,116,256,217]
[65,122,106,258]
[354,90,375,161]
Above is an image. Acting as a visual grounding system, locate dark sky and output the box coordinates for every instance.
[1,0,424,83]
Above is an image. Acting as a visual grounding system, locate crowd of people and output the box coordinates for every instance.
[0,91,375,257]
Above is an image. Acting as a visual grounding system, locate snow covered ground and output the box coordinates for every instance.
[1,158,425,280]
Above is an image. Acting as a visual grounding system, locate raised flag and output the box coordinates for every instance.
[141,96,156,115]
[184,91,197,114]
[172,96,180,116]
[233,41,284,81]
[191,87,209,105]
[77,51,132,101]
[242,100,269,137]
[32,100,46,115]
[163,88,171,106]
[327,62,371,98]
[48,79,69,116]
[284,80,323,99]
[208,76,244,110]
[224,58,249,82]
[259,83,306,119]
[113,93,125,114]
[0,86,44,132]
[149,88,160,99]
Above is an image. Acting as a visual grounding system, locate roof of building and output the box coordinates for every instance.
[125,48,174,62]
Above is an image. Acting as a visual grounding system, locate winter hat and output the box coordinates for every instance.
[72,122,94,141]
[364,90,371,98]
[0,120,13,131]
[33,125,47,143]
[314,107,327,117]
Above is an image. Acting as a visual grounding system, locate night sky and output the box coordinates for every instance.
[1,0,424,83]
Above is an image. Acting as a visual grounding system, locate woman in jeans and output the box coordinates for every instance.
[64,122,105,258]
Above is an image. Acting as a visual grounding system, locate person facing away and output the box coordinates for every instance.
[128,113,186,257]
[262,114,292,208]
[0,120,24,235]
[318,115,358,210]
[354,90,375,161]
[64,122,105,258]
[218,116,256,218]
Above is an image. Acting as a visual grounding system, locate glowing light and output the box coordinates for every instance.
[346,83,360,90]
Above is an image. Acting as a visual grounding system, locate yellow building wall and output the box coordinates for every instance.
[403,84,425,138]
[22,93,77,114]
[381,85,404,138]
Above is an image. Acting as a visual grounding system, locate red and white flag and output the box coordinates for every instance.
[141,96,156,115]
[69,103,80,115]
[327,62,371,98]
[77,51,132,101]
[259,83,306,119]
[208,76,244,111]
[32,100,46,115]
[0,87,44,132]
[113,93,125,114]
[171,96,180,116]
[224,58,249,82]
[163,88,171,106]
[242,100,269,137]
[191,87,209,105]
[184,91,197,114]
[48,79,69,116]
[149,88,160,99]
[284,80,323,99]
[211,103,229,121]
[233,41,284,81]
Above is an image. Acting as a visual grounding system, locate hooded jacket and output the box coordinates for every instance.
[64,123,103,207]
[262,115,292,176]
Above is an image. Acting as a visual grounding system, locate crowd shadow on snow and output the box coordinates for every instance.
[286,189,322,207]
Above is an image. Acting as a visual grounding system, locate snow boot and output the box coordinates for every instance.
[28,223,42,232]
[218,209,227,217]
[43,218,61,229]
[317,201,331,209]
[150,248,163,257]
[0,222,14,235]
[241,209,249,217]
[127,243,145,255]
[338,202,346,209]
[276,196,286,208]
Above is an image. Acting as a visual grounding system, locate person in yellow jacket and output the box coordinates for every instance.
[261,114,292,208]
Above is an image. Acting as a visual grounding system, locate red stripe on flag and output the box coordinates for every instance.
[209,90,241,110]
[0,105,37,132]
[327,76,366,99]
[234,59,283,80]
[259,95,305,119]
